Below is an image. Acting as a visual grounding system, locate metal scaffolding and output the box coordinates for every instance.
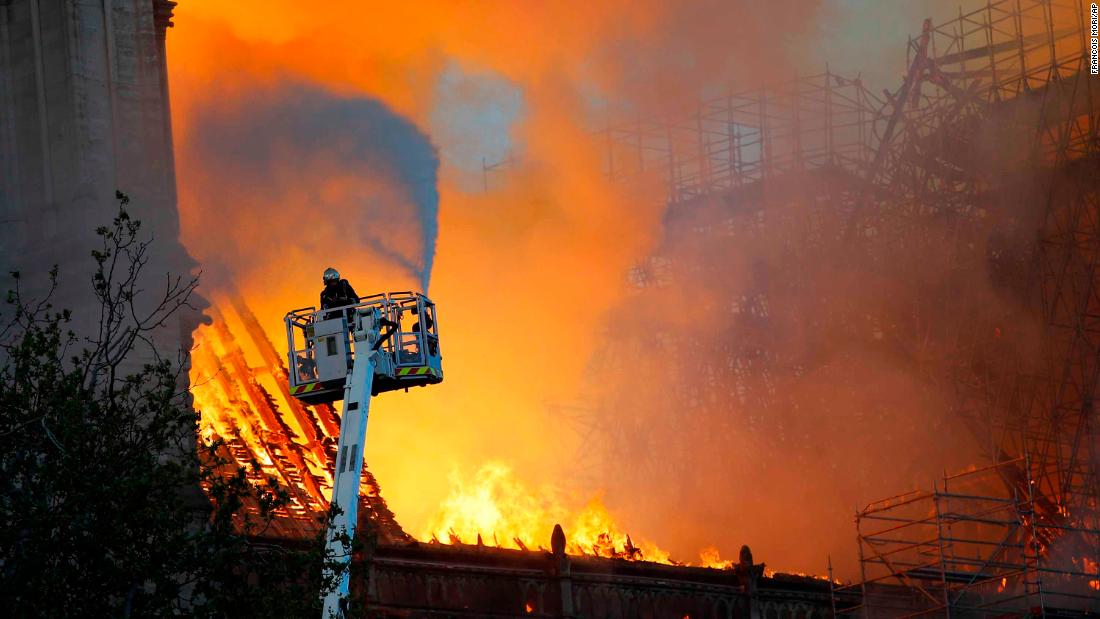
[598,70,880,205]
[840,0,1100,615]
[846,458,1098,617]
[579,1,1099,614]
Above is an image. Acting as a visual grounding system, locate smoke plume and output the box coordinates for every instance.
[182,82,438,293]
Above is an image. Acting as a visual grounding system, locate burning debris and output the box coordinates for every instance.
[190,292,407,542]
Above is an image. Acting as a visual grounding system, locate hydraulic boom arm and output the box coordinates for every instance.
[321,307,380,618]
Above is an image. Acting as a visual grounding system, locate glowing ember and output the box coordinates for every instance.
[1084,557,1099,591]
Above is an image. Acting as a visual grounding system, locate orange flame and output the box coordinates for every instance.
[698,547,736,569]
[422,462,672,562]
[189,296,345,534]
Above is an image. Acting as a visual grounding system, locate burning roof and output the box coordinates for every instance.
[191,291,408,543]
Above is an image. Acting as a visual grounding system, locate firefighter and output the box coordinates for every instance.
[320,267,359,310]
[319,267,397,349]
[410,305,434,333]
[411,305,438,356]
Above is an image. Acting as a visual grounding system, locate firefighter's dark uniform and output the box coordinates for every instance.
[321,279,359,311]
[320,279,396,349]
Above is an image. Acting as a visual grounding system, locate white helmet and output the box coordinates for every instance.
[323,267,340,284]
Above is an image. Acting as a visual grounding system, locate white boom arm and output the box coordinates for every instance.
[321,308,380,618]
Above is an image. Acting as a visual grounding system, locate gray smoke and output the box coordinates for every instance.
[189,82,439,291]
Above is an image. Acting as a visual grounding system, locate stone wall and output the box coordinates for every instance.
[0,0,195,361]
[359,541,845,618]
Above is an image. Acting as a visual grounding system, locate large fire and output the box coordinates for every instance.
[191,295,336,534]
[190,294,696,560]
[421,461,672,562]
[189,294,770,569]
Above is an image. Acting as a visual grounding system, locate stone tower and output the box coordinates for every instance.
[0,0,195,356]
